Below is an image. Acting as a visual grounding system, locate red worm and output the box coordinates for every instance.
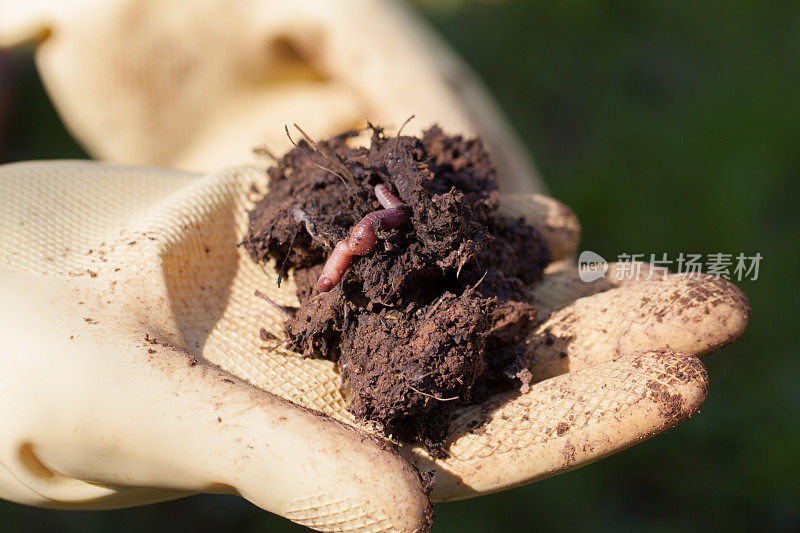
[317,184,409,292]
[375,183,404,209]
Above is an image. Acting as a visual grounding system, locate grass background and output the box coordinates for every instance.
[0,0,798,530]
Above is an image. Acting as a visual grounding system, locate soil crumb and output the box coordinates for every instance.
[244,125,551,455]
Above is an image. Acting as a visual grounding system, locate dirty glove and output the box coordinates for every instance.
[0,161,748,531]
[0,0,541,194]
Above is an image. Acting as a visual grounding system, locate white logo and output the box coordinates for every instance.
[578,250,608,282]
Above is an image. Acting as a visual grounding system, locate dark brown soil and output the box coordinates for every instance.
[244,125,551,455]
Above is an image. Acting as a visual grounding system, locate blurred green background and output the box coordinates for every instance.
[0,0,797,531]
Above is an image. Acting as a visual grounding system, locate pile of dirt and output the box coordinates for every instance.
[244,125,551,455]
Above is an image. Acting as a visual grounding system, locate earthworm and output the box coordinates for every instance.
[317,184,410,292]
[374,183,404,209]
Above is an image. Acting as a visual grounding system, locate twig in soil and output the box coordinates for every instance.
[467,270,489,293]
[408,385,459,402]
[285,125,351,190]
[316,185,411,292]
[425,293,447,319]
[292,123,358,188]
[277,228,298,288]
[393,114,415,155]
[455,247,473,279]
[379,284,400,307]
[254,290,295,319]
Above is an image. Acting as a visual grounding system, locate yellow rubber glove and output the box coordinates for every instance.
[0,161,748,530]
[0,0,542,194]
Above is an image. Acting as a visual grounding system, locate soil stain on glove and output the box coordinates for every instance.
[244,125,551,455]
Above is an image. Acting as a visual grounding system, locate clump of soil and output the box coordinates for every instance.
[244,125,551,454]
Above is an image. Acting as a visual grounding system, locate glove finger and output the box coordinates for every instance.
[532,261,658,325]
[406,350,707,501]
[529,271,749,382]
[498,193,581,261]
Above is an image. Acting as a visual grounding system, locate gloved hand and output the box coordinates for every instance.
[0,0,542,194]
[0,160,748,531]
